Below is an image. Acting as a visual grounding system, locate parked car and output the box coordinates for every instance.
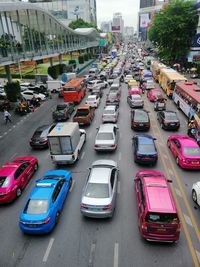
[133,134,158,165]
[157,111,180,130]
[147,89,163,102]
[80,160,118,218]
[21,90,46,101]
[52,103,75,122]
[102,105,119,123]
[0,156,38,203]
[131,109,150,131]
[30,124,56,148]
[167,134,200,169]
[19,169,72,234]
[94,124,118,151]
[127,94,144,108]
[192,181,200,206]
[134,170,180,242]
[85,95,100,108]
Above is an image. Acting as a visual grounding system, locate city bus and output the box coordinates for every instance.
[173,81,200,126]
[62,78,86,104]
[159,68,187,97]
[150,61,167,82]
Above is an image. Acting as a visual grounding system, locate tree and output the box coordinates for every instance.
[68,18,100,32]
[148,0,198,64]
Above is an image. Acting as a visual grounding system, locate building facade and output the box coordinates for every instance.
[112,13,124,35]
[100,21,112,33]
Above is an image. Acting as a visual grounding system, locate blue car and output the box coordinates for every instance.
[133,134,158,165]
[19,169,72,234]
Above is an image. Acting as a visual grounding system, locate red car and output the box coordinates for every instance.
[0,156,38,203]
[147,89,163,102]
[129,86,141,96]
[167,134,200,169]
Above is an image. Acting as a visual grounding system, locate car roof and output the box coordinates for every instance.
[104,105,116,111]
[177,136,198,147]
[143,176,176,213]
[35,125,51,131]
[89,167,111,184]
[92,159,117,168]
[30,180,57,200]
[99,124,117,132]
[163,110,176,115]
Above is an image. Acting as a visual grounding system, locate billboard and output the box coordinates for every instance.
[67,2,86,20]
[140,13,150,28]
[112,25,120,32]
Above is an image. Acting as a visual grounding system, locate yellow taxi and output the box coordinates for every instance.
[128,79,138,87]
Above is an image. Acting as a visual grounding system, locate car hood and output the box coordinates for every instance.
[81,196,111,206]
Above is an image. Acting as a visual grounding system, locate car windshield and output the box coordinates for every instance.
[85,183,109,198]
[76,109,89,116]
[183,147,200,156]
[132,95,141,100]
[0,176,9,187]
[57,105,66,111]
[104,110,115,114]
[97,132,114,140]
[145,212,179,224]
[138,143,155,153]
[88,81,95,85]
[165,113,177,120]
[134,112,148,122]
[33,130,48,138]
[64,87,75,92]
[25,199,49,214]
[87,96,96,101]
[153,91,162,95]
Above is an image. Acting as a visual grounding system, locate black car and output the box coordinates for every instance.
[131,109,150,131]
[52,102,75,121]
[28,86,48,96]
[157,110,180,130]
[0,94,11,111]
[30,124,55,148]
[132,134,158,165]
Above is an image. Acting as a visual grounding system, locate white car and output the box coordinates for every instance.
[85,95,100,108]
[87,80,108,91]
[21,90,46,101]
[125,74,133,83]
[94,124,118,151]
[192,181,200,206]
[102,105,119,123]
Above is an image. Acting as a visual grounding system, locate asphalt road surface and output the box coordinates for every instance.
[0,80,200,267]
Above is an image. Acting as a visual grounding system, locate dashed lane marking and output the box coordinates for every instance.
[195,250,200,264]
[88,243,96,267]
[184,214,193,228]
[118,152,121,161]
[163,154,168,159]
[113,243,119,267]
[168,169,174,176]
[175,188,182,198]
[43,238,54,262]
[69,180,75,192]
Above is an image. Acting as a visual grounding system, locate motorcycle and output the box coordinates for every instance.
[120,76,124,83]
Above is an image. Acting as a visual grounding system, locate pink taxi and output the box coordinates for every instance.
[147,89,163,102]
[129,86,141,96]
[0,156,38,203]
[167,134,200,169]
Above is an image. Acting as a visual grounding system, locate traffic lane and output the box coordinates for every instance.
[145,92,200,230]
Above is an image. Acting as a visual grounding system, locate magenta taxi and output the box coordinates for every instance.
[167,134,200,169]
[134,170,180,242]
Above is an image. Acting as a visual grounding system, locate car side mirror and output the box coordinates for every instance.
[167,179,172,183]
[96,127,99,130]
[153,138,157,140]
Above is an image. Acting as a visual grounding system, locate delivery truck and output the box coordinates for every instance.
[48,122,86,164]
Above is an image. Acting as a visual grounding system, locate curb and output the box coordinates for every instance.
[77,59,96,74]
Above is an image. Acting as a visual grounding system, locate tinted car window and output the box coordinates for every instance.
[183,147,200,156]
[85,183,109,198]
[25,199,49,214]
[97,133,114,140]
[165,113,178,120]
[134,111,148,122]
[145,212,179,224]
[138,143,155,153]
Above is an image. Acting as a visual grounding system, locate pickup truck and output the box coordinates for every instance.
[73,105,95,125]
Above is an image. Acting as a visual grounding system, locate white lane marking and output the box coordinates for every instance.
[195,250,200,264]
[0,136,2,138]
[113,243,119,267]
[117,181,120,194]
[183,214,193,227]
[88,132,92,138]
[43,238,55,262]
[10,153,17,160]
[69,180,75,192]
[175,188,182,198]
[4,132,7,135]
[88,243,96,266]
[168,169,174,176]
[118,152,121,161]
[81,151,85,160]
[13,125,16,128]
[163,154,168,159]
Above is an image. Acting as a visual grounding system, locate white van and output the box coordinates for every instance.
[88,68,99,76]
[48,122,86,164]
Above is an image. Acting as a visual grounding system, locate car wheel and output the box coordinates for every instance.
[55,211,60,224]
[84,134,86,144]
[176,157,179,166]
[16,187,22,198]
[167,140,170,148]
[77,150,80,161]
[69,178,72,190]
[192,190,197,203]
[34,163,38,172]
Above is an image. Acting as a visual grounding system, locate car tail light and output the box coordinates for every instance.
[80,203,88,209]
[94,102,96,104]
[141,222,148,231]
[94,145,99,148]
[110,144,115,147]
[176,223,181,232]
[43,217,51,224]
[103,204,112,210]
[136,152,141,157]
[133,122,139,126]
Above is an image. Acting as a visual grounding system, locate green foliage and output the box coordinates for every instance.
[68,18,99,31]
[78,55,84,64]
[68,60,77,69]
[59,64,68,74]
[4,81,20,102]
[84,54,89,61]
[148,0,198,63]
[48,65,60,79]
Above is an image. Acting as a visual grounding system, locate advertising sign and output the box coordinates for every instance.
[112,25,120,32]
[140,13,150,28]
[191,33,200,48]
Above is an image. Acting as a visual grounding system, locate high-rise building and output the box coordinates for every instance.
[28,0,97,26]
[101,21,112,33]
[124,26,134,37]
[140,0,154,8]
[112,13,124,35]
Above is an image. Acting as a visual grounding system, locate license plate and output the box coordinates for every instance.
[157,228,166,232]
[139,124,143,126]
[170,123,175,126]
[92,208,101,212]
[158,103,164,107]
[192,161,198,164]
[28,224,37,228]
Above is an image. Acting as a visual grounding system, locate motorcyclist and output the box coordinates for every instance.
[187,119,196,136]
[120,74,124,82]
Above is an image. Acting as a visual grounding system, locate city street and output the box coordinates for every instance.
[0,80,199,267]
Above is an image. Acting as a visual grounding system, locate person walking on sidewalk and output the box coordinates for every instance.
[3,109,11,124]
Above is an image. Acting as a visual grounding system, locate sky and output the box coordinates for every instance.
[96,0,140,29]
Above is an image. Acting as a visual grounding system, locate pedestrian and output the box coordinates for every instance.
[4,109,11,124]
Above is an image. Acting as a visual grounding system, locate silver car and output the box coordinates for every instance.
[102,105,119,123]
[94,124,118,151]
[80,160,118,218]
[127,94,144,108]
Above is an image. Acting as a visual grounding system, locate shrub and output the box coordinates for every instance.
[84,54,89,61]
[48,65,60,79]
[68,59,76,69]
[4,81,21,102]
[78,55,84,64]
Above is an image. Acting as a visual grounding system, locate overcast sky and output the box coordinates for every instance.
[96,0,140,29]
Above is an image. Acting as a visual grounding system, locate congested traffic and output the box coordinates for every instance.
[0,43,200,266]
